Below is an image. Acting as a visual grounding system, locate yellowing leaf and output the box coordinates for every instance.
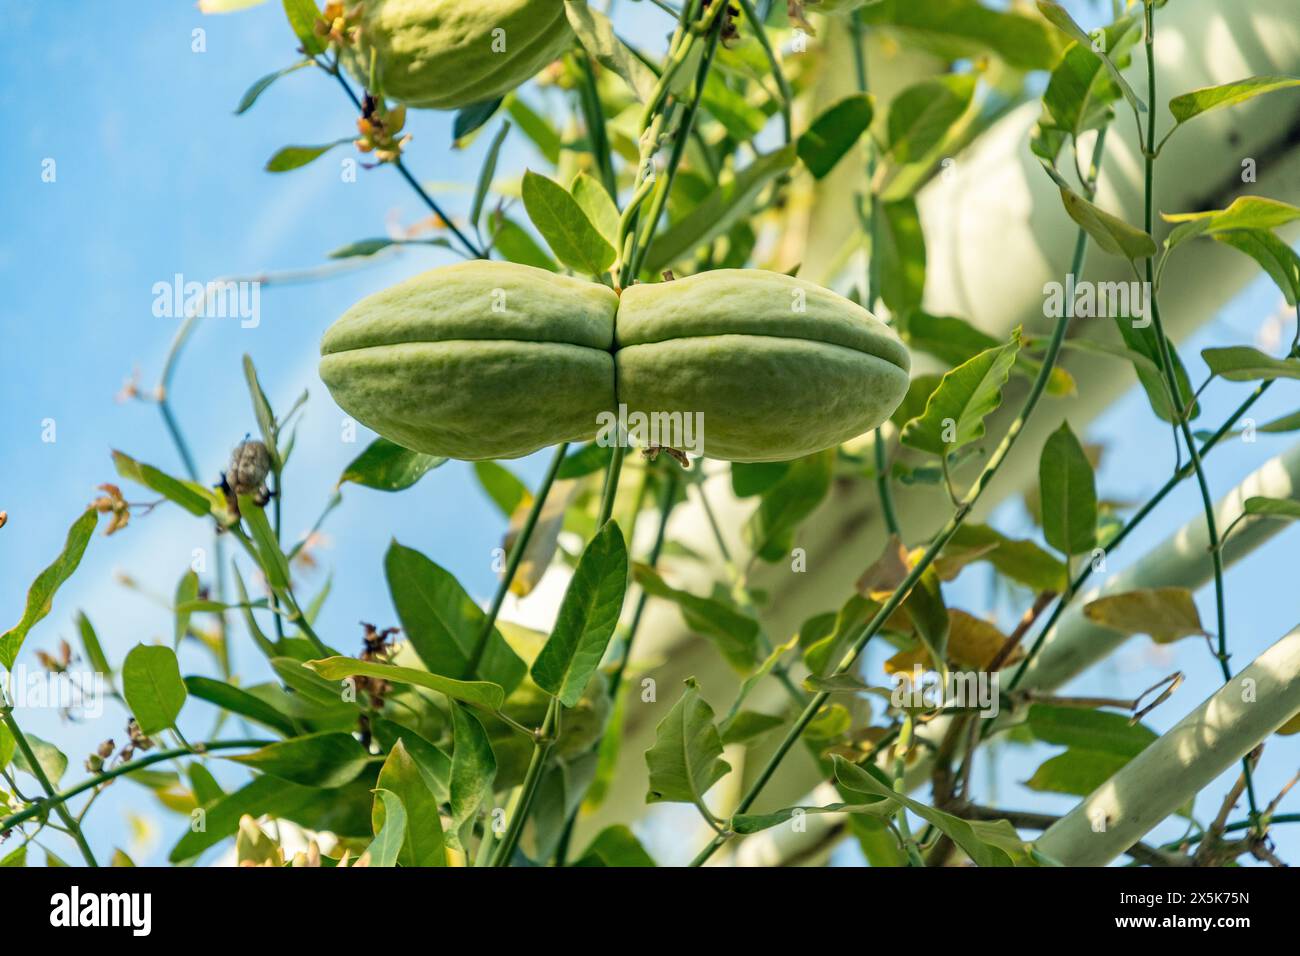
[1082,587,1207,644]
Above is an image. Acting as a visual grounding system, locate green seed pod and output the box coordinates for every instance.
[319,261,618,460]
[351,0,573,110]
[615,270,910,462]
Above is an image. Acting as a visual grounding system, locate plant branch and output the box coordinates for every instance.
[689,133,1108,866]
[0,703,98,866]
[469,441,571,674]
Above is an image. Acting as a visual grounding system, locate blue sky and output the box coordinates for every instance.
[2,1,1296,866]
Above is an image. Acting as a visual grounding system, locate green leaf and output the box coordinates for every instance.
[112,451,213,517]
[732,802,891,835]
[470,118,511,228]
[1057,185,1156,260]
[719,710,785,745]
[899,312,1000,369]
[490,215,559,270]
[235,59,312,114]
[170,774,372,861]
[730,461,790,498]
[0,509,97,669]
[1169,75,1300,126]
[1026,703,1156,757]
[1113,317,1198,423]
[505,95,561,165]
[643,144,796,275]
[173,569,200,647]
[384,541,526,694]
[797,93,875,179]
[1243,496,1300,521]
[744,448,835,562]
[532,522,629,707]
[645,678,731,807]
[339,437,446,491]
[1039,422,1097,556]
[804,595,877,677]
[521,169,615,276]
[575,825,657,867]
[901,329,1022,456]
[12,734,67,786]
[570,171,621,248]
[632,564,760,672]
[0,846,25,868]
[242,355,281,471]
[1212,230,1300,306]
[859,0,1065,71]
[373,740,445,866]
[454,97,505,144]
[448,702,497,847]
[564,2,655,101]
[1202,346,1300,382]
[75,611,112,675]
[882,73,976,167]
[370,717,452,803]
[1042,17,1142,138]
[183,676,296,737]
[242,499,290,590]
[904,565,949,667]
[280,0,325,56]
[230,732,370,788]
[121,644,187,736]
[834,756,1029,866]
[327,237,453,258]
[473,461,530,518]
[945,523,1068,593]
[364,790,407,867]
[1082,587,1207,644]
[1025,749,1130,797]
[0,724,13,771]
[557,442,614,480]
[265,139,349,173]
[1036,1,1144,115]
[307,657,507,711]
[877,197,926,316]
[1164,197,1300,252]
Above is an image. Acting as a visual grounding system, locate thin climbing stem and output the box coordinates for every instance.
[0,701,98,866]
[493,443,628,866]
[325,56,485,259]
[687,126,1112,870]
[0,739,272,832]
[1139,0,1258,822]
[469,441,571,674]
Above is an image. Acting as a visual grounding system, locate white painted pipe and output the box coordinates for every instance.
[1037,624,1300,866]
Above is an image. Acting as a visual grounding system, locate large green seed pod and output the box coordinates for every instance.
[351,0,573,110]
[615,270,910,462]
[320,261,617,460]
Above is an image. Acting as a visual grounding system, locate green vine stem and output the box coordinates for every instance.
[626,5,726,281]
[1,700,98,866]
[491,443,628,866]
[687,129,1113,870]
[469,441,572,674]
[0,739,272,833]
[1138,0,1258,822]
[324,56,486,260]
[1009,360,1290,691]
